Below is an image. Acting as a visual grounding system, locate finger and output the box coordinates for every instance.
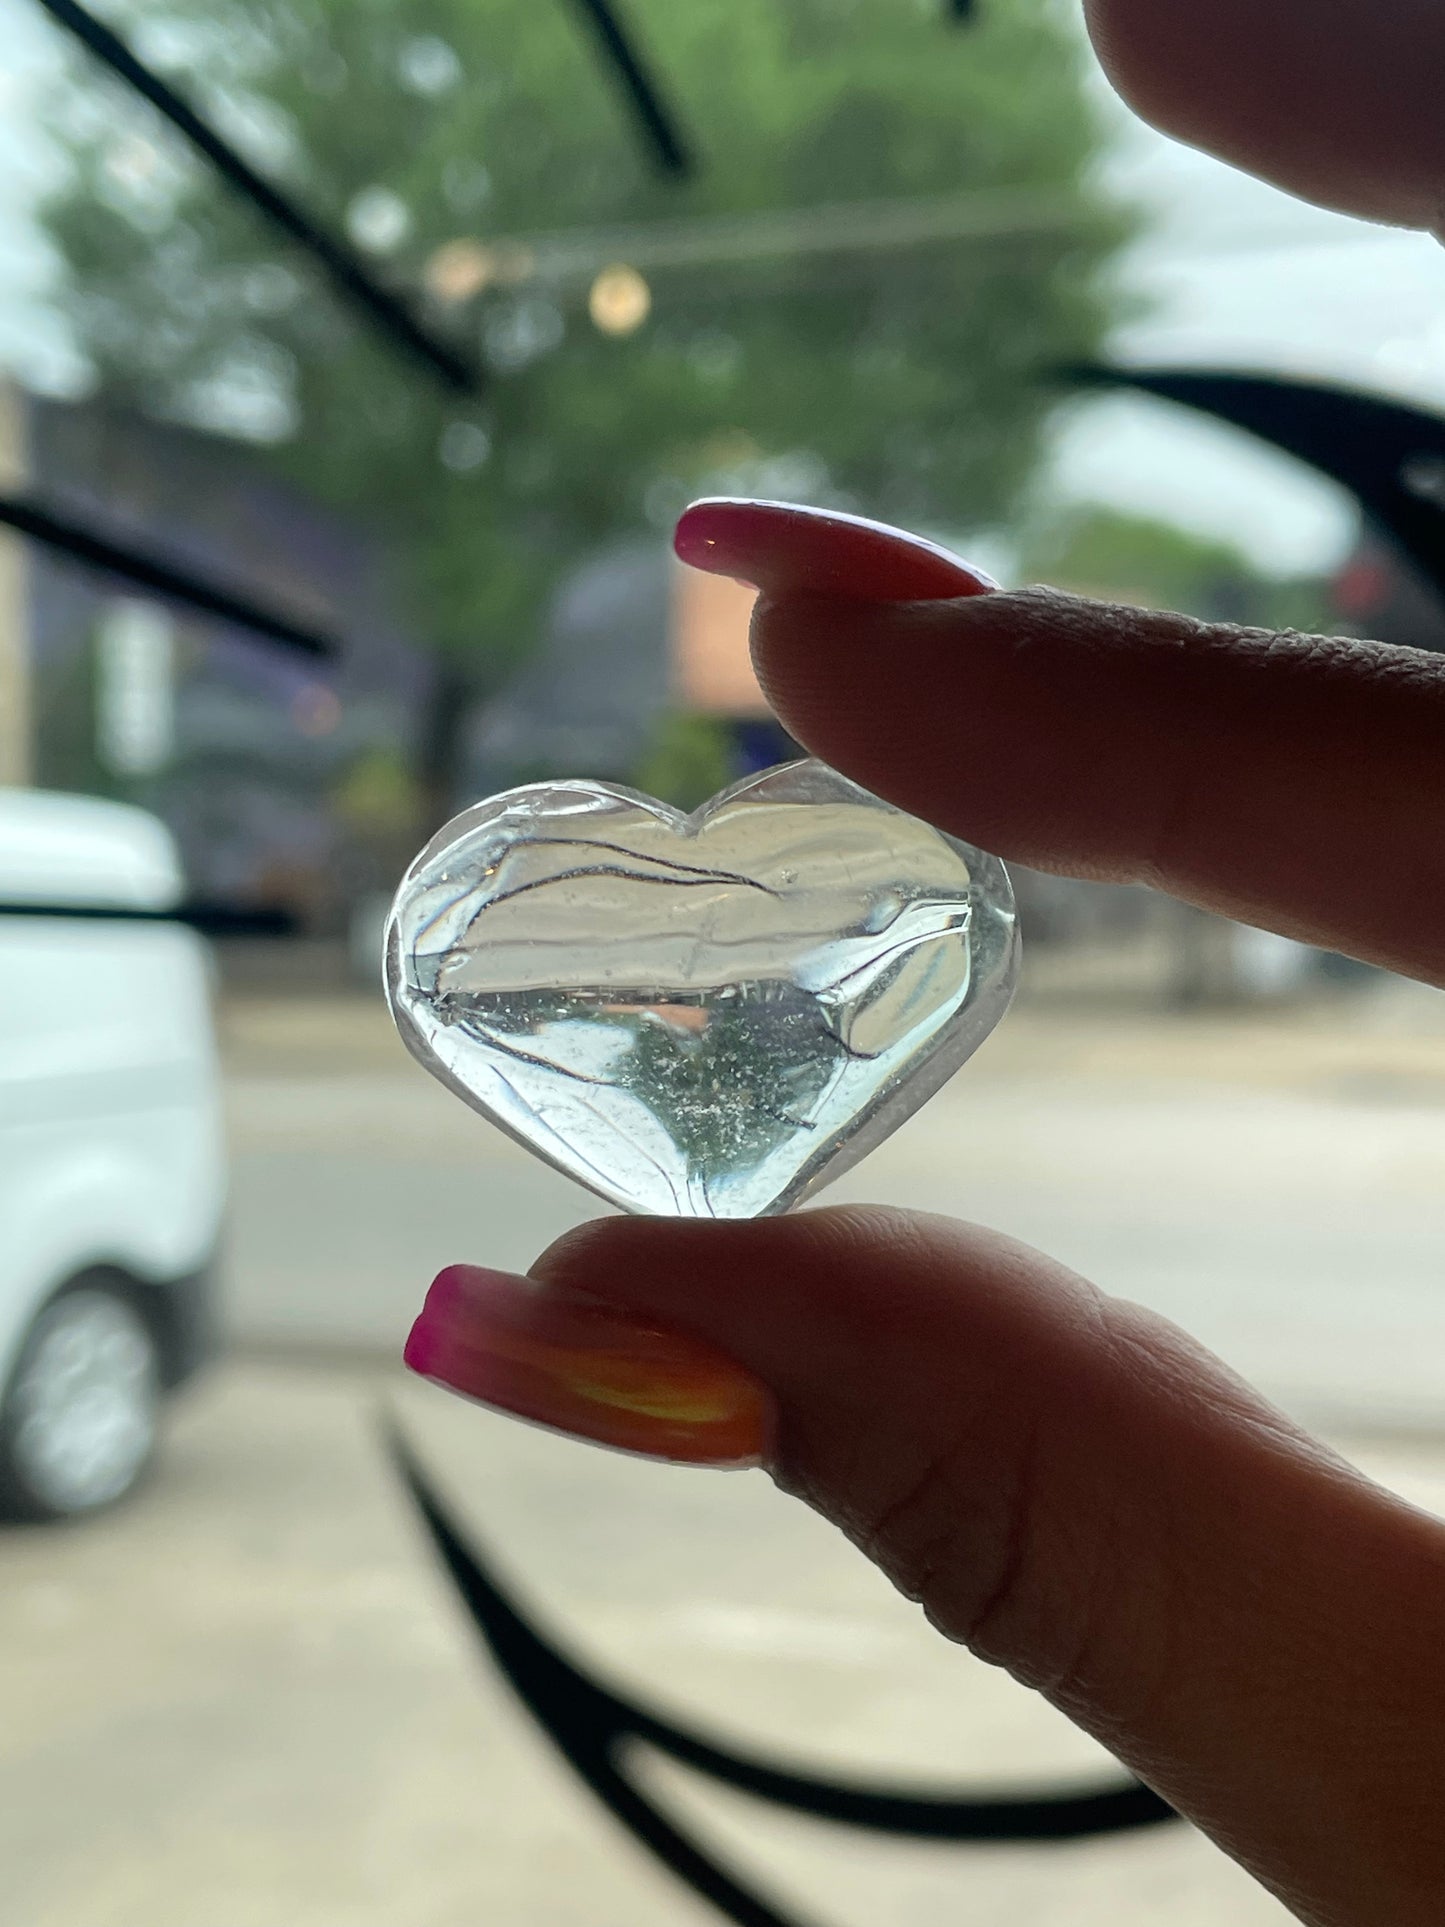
[675,499,1445,984]
[1083,0,1445,229]
[409,1210,1445,1927]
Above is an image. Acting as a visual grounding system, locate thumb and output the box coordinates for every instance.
[406,1208,1445,1927]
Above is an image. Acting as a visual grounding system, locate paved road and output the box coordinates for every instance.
[222,983,1445,1429]
[4,984,1444,1925]
[6,1355,1445,1927]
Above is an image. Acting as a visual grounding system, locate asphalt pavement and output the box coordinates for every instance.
[8,1356,1445,1927]
[221,976,1445,1430]
[3,975,1443,1926]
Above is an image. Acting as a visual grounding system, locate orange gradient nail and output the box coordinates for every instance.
[404,1265,774,1468]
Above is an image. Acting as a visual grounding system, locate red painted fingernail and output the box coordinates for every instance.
[674,497,996,603]
[404,1266,774,1469]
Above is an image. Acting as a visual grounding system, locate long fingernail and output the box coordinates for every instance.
[674,497,996,602]
[404,1266,774,1468]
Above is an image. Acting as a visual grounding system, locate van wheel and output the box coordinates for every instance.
[0,1280,161,1522]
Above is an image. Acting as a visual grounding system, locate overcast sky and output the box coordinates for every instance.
[2,6,1444,576]
[1051,71,1445,574]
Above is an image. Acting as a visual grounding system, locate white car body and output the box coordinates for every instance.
[0,790,225,1395]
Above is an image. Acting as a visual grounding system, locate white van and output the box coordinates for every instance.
[0,790,225,1519]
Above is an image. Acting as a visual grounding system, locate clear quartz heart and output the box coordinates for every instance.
[385,759,1018,1219]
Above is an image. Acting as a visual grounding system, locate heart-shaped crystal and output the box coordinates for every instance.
[385,759,1017,1218]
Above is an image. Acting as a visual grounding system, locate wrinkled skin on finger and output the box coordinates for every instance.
[531,1208,1445,1927]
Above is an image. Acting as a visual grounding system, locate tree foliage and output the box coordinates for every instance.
[1018,505,1333,630]
[40,0,1128,699]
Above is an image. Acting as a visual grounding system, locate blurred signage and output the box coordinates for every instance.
[669,561,770,716]
[96,598,175,776]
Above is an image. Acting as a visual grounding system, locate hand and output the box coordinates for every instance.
[407,503,1445,1927]
[403,13,1445,1924]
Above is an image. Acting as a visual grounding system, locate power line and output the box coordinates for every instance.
[441,189,1425,300]
[461,185,1093,288]
[31,0,482,394]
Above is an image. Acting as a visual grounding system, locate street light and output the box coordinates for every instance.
[588,263,651,335]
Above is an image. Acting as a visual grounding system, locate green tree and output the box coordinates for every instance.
[631,711,735,812]
[1018,506,1334,631]
[39,0,1129,811]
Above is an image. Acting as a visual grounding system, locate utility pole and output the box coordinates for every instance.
[0,383,30,786]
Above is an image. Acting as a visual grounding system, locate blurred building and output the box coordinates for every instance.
[463,538,794,798]
[464,539,673,789]
[3,388,431,927]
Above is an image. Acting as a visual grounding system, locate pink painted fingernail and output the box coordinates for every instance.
[404,1265,774,1468]
[674,497,996,602]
